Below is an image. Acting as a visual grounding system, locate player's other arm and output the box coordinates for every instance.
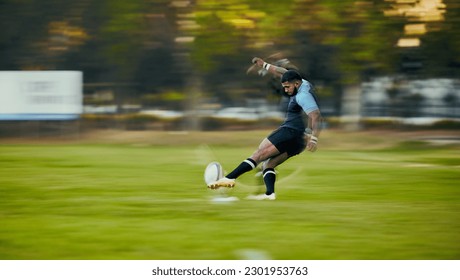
[252,57,287,78]
[306,109,322,152]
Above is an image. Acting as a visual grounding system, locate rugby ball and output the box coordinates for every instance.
[204,161,224,185]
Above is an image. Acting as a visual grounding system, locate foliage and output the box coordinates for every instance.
[0,0,459,106]
[142,91,186,109]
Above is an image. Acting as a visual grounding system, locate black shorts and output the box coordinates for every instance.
[267,127,306,157]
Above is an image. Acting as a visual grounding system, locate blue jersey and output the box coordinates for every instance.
[280,79,319,132]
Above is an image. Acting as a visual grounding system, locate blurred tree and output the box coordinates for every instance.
[191,0,402,113]
[97,0,145,81]
[1,0,458,117]
[191,0,269,104]
[419,0,460,77]
[0,0,85,69]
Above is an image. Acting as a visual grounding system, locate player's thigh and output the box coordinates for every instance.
[264,152,289,169]
[251,138,280,162]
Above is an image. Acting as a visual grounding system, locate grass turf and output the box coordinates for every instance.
[0,130,459,259]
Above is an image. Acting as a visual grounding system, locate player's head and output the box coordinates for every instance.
[281,70,302,96]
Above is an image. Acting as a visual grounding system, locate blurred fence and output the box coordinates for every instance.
[362,104,460,118]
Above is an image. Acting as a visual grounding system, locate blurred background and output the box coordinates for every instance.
[1,0,460,261]
[0,0,459,134]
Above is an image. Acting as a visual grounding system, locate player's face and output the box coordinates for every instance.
[282,81,299,96]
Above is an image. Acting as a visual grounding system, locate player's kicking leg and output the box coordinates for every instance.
[207,137,280,189]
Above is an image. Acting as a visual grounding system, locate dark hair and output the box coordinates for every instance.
[281,70,302,83]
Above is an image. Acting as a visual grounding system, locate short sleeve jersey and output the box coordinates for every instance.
[280,79,319,132]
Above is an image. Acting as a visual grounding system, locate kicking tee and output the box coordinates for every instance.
[280,79,319,132]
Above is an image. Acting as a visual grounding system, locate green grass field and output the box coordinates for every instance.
[0,130,459,260]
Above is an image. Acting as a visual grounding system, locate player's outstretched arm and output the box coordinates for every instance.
[252,57,287,78]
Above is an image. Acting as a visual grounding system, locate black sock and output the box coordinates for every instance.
[263,168,276,195]
[226,158,257,179]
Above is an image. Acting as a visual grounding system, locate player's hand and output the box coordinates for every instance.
[251,57,265,68]
[306,135,318,152]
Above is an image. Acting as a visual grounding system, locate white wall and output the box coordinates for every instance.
[0,71,83,120]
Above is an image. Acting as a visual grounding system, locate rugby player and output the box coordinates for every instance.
[208,57,322,200]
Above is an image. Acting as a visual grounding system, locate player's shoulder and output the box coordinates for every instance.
[296,80,312,98]
[300,79,312,90]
